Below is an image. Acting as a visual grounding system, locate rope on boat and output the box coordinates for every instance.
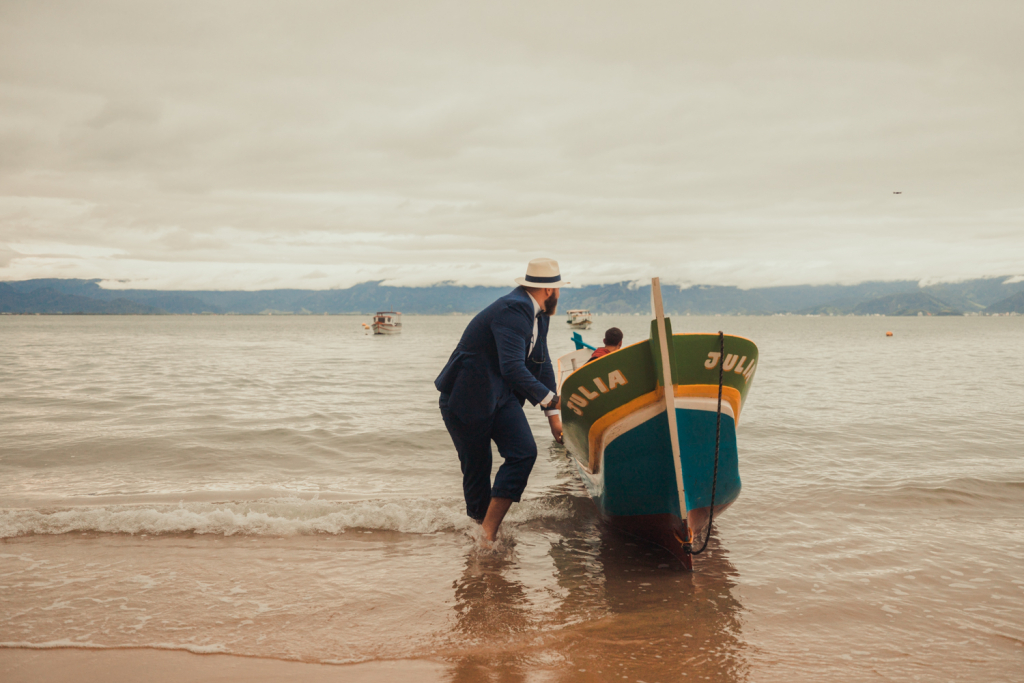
[690,330,724,557]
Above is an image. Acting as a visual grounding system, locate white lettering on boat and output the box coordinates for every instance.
[706,350,756,383]
[743,360,756,381]
[567,371,629,417]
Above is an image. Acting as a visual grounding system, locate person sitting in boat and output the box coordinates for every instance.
[587,327,623,363]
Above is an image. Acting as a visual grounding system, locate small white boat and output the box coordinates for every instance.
[371,311,402,335]
[566,309,593,329]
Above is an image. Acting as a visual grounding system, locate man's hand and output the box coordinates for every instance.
[548,414,563,444]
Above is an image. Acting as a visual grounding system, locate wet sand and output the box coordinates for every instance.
[0,648,446,683]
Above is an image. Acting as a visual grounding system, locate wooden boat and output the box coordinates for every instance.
[565,309,593,329]
[371,311,402,335]
[556,279,758,569]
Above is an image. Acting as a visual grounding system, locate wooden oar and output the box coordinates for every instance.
[651,277,686,525]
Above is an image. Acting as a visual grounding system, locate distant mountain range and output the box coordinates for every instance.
[2,277,1023,316]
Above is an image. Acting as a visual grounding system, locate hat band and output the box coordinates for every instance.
[524,274,561,284]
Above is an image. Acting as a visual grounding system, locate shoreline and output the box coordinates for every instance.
[0,647,448,683]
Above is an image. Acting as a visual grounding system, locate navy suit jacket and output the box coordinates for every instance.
[435,287,557,423]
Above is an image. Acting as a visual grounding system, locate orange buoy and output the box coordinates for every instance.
[885,331,893,337]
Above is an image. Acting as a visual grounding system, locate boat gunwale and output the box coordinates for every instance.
[558,331,757,406]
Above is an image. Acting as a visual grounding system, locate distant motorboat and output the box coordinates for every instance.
[371,311,402,335]
[566,309,593,329]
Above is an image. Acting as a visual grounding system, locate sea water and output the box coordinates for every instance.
[1,314,1022,681]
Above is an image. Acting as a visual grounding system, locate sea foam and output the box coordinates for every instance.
[0,496,569,538]
[0,640,229,655]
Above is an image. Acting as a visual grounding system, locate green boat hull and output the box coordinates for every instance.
[557,319,758,567]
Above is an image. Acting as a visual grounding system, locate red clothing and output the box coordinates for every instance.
[589,347,612,362]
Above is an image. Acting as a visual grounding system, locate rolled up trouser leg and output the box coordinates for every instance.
[489,399,537,502]
[439,393,493,520]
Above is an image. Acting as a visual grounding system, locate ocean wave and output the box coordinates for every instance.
[0,640,229,655]
[861,478,1024,507]
[0,496,570,538]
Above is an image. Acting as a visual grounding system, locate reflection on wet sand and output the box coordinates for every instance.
[447,551,535,683]
[552,528,748,683]
[444,485,749,682]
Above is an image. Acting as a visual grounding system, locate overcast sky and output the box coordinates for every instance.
[1,1,1021,290]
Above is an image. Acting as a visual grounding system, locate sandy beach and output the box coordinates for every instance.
[0,648,446,683]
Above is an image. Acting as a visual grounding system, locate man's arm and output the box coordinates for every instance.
[539,349,556,393]
[537,349,560,415]
[536,318,559,414]
[491,309,554,406]
[547,413,563,444]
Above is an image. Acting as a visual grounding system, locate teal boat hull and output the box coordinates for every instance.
[573,406,741,567]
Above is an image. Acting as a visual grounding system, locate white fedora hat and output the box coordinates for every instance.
[515,258,569,288]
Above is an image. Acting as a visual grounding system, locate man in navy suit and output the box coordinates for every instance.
[435,258,566,543]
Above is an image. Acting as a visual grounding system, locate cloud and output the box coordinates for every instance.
[0,243,20,268]
[1,0,1022,289]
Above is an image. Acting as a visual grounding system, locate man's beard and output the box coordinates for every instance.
[543,292,558,316]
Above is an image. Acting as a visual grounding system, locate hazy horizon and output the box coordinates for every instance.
[4,272,1024,295]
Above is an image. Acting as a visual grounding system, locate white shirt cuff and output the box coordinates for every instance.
[544,409,561,417]
[540,391,555,409]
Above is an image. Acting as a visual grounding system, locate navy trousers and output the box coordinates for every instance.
[439,392,538,521]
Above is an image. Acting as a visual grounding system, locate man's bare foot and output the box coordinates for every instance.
[481,497,513,543]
